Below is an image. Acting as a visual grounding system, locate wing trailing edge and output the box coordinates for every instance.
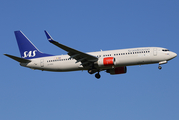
[44,30,98,63]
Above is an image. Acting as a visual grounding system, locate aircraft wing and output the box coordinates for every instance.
[44,31,98,66]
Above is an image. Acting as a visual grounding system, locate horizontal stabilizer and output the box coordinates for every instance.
[4,54,31,63]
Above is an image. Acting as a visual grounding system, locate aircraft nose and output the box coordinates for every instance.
[174,52,177,57]
[172,52,177,58]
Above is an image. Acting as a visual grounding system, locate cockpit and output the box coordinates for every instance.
[162,49,170,52]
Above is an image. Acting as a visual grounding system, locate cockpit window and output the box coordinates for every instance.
[162,49,170,52]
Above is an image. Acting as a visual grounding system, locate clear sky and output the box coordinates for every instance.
[1,0,179,120]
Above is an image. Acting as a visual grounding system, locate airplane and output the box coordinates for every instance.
[4,31,177,79]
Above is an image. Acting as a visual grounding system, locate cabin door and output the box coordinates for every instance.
[40,59,44,67]
[153,48,157,56]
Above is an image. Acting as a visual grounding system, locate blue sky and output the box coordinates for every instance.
[1,0,179,120]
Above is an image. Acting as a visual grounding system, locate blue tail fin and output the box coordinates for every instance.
[15,31,53,59]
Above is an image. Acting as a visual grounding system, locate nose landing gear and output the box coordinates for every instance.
[158,61,167,70]
[158,65,162,70]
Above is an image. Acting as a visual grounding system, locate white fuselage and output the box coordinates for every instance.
[21,47,177,72]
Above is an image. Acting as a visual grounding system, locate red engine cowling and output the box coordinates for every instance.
[106,66,127,75]
[98,57,116,67]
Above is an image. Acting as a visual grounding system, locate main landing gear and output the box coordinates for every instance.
[95,72,101,79]
[88,69,101,79]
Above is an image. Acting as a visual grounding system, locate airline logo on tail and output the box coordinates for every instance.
[13,31,53,59]
[22,50,37,58]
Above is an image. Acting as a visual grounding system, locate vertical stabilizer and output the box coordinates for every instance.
[14,31,53,59]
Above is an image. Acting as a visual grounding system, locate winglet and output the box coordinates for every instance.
[44,30,55,43]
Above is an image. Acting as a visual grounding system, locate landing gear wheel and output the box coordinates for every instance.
[95,73,101,79]
[88,69,93,74]
[158,66,162,70]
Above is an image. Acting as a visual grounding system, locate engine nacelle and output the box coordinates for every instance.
[106,66,127,75]
[98,57,116,67]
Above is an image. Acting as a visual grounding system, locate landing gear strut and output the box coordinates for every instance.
[95,72,101,79]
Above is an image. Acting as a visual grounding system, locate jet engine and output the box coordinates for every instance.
[97,57,116,67]
[106,66,127,75]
